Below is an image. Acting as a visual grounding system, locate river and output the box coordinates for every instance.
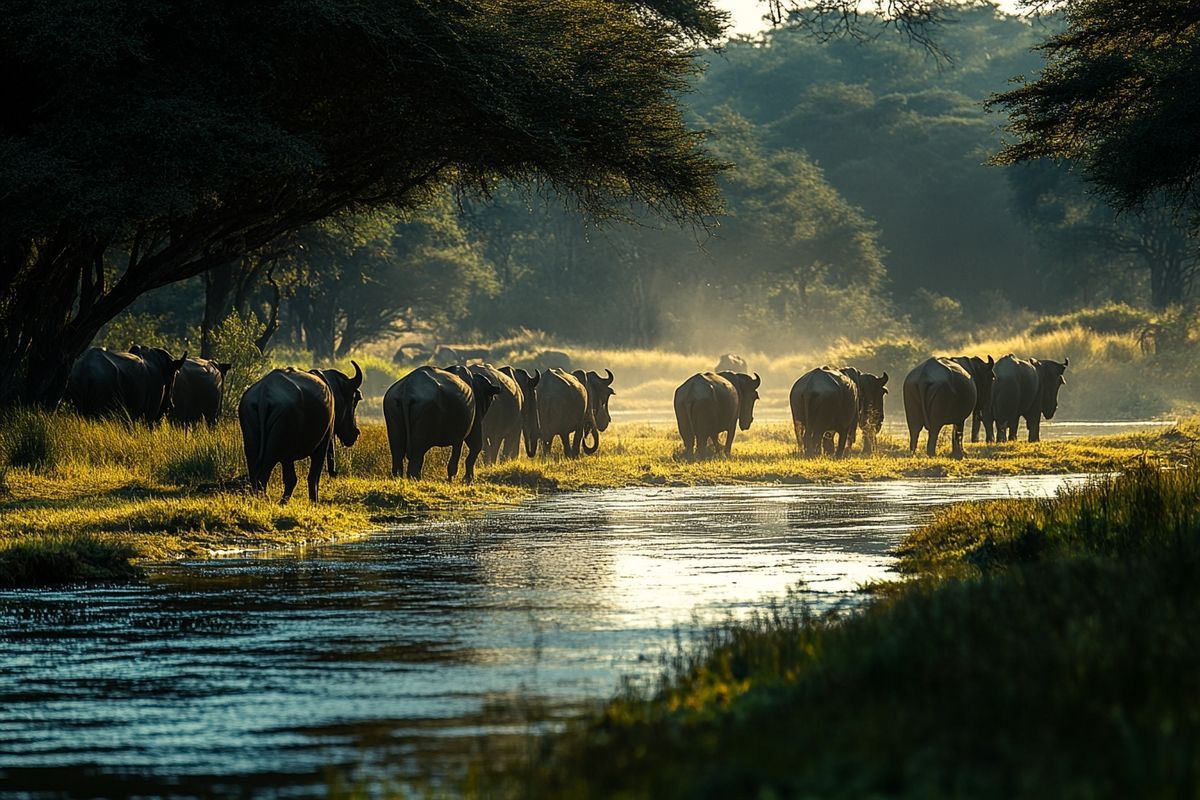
[0,474,1092,797]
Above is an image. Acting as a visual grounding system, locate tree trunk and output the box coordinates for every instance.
[201,263,236,358]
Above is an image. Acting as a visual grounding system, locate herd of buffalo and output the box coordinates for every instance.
[62,346,1068,504]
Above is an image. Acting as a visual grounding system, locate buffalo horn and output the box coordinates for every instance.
[602,368,614,386]
[751,372,761,389]
[880,371,888,386]
[1063,357,1069,368]
[350,360,364,389]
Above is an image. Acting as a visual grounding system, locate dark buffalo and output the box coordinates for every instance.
[239,362,363,504]
[990,354,1069,442]
[903,357,977,458]
[66,346,187,424]
[951,355,996,443]
[674,371,761,457]
[536,368,590,457]
[573,368,615,455]
[790,366,888,457]
[470,364,523,464]
[715,353,749,374]
[501,366,541,457]
[842,366,889,455]
[169,357,232,427]
[383,366,500,481]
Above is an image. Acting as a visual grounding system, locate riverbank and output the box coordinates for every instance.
[489,457,1200,798]
[1,410,1194,587]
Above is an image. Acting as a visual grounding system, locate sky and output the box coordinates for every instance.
[716,1,1027,37]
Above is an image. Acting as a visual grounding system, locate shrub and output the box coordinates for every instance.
[1029,303,1153,337]
[0,408,59,471]
[207,311,272,412]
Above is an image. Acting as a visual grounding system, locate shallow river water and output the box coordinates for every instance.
[1,474,1092,797]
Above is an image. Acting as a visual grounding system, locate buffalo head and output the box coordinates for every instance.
[131,345,188,423]
[1037,357,1069,420]
[319,361,364,447]
[721,371,760,431]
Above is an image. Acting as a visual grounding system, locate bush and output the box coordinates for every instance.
[1028,303,1153,337]
[0,408,59,471]
[207,311,272,411]
[831,338,930,378]
[95,312,187,353]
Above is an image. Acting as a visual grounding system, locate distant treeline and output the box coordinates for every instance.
[120,7,1194,357]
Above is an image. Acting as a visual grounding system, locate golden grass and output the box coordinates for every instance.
[2,410,1195,586]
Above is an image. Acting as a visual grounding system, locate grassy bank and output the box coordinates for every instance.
[1,410,1195,588]
[487,461,1200,798]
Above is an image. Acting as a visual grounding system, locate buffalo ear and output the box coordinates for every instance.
[217,362,232,377]
[173,351,189,371]
[529,369,540,388]
[572,369,587,384]
[1063,357,1069,368]
[880,371,888,386]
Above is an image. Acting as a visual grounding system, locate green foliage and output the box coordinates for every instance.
[94,313,181,353]
[1,0,726,408]
[992,0,1200,218]
[1028,302,1153,337]
[206,312,271,411]
[0,536,142,588]
[906,289,966,345]
[830,338,929,378]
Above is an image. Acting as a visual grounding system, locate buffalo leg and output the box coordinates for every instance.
[926,425,942,457]
[326,441,337,477]
[464,444,481,483]
[407,448,426,480]
[792,421,804,454]
[908,423,921,454]
[822,433,834,456]
[835,430,849,458]
[724,428,736,456]
[1007,419,1019,442]
[447,442,463,480]
[280,460,298,505]
[502,430,521,461]
[951,423,965,459]
[1027,415,1041,443]
[971,412,981,443]
[564,431,578,458]
[307,445,327,502]
[253,461,276,495]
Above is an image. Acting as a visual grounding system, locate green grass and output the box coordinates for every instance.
[1,410,1195,588]
[479,460,1200,799]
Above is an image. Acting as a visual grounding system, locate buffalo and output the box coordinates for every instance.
[950,355,996,443]
[573,368,615,454]
[239,362,363,504]
[790,366,888,457]
[470,364,523,464]
[535,368,591,457]
[903,357,977,458]
[383,365,500,481]
[674,371,761,457]
[66,346,188,424]
[169,357,232,427]
[989,354,1069,442]
[501,366,541,457]
[715,353,749,374]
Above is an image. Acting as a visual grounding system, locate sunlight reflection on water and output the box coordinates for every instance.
[0,474,1091,797]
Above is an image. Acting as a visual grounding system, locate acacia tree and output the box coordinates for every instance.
[991,1,1200,230]
[0,0,725,408]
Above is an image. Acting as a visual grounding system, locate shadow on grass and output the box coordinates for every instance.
[0,535,142,588]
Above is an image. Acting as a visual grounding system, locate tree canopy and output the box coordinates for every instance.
[0,0,726,406]
[991,0,1200,221]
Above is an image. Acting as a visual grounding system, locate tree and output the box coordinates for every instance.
[1009,161,1199,308]
[0,0,725,408]
[282,200,496,358]
[991,1,1200,220]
